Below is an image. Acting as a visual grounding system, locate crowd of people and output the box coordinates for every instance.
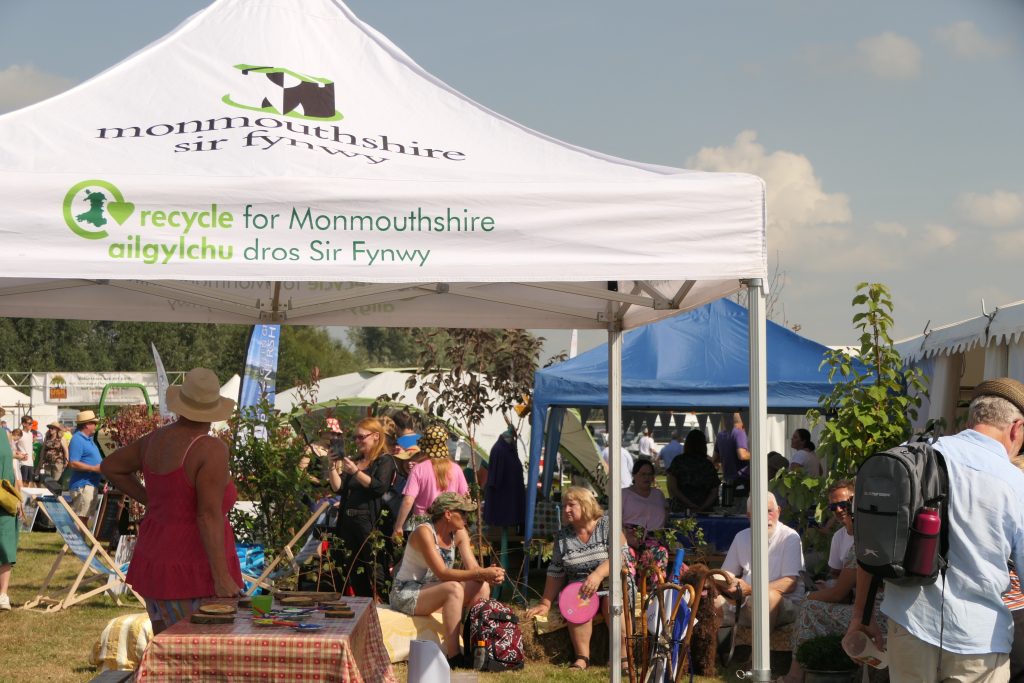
[7,367,1024,683]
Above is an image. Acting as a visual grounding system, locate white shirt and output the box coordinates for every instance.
[601,446,633,488]
[828,526,854,573]
[790,448,822,477]
[638,435,656,457]
[722,522,805,599]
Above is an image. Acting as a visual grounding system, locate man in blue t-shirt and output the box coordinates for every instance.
[68,410,103,522]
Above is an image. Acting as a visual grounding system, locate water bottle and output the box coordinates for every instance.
[907,506,941,576]
[472,640,488,671]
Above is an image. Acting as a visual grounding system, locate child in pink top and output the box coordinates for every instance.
[391,424,469,537]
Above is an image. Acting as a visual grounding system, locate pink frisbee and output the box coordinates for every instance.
[558,581,600,624]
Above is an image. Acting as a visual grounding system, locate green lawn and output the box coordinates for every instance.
[0,532,142,683]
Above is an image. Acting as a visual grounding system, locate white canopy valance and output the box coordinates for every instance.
[897,298,1024,363]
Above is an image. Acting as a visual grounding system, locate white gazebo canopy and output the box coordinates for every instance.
[0,0,772,679]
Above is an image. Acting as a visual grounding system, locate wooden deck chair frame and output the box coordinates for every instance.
[243,500,330,595]
[22,496,145,612]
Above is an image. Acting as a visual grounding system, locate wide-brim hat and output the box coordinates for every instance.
[392,444,420,461]
[428,492,477,517]
[973,378,1024,418]
[166,368,235,422]
[47,421,62,429]
[419,424,451,459]
[75,410,100,425]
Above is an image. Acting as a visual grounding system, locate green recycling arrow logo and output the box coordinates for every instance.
[62,180,135,240]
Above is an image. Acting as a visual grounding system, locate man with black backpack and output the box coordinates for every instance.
[848,378,1024,682]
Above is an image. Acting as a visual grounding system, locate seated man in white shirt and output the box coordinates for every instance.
[719,492,804,630]
[825,479,855,579]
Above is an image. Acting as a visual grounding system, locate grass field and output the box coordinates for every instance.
[0,531,745,683]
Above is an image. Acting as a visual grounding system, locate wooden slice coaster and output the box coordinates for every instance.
[279,591,342,602]
[199,603,237,615]
[191,613,236,624]
[324,611,354,619]
[280,596,314,607]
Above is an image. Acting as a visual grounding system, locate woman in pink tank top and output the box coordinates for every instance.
[101,368,242,633]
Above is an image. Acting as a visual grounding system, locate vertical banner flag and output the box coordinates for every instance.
[151,343,171,419]
[238,324,281,440]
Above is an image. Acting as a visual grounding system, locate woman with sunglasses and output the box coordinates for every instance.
[327,416,397,599]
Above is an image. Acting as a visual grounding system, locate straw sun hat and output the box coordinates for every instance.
[166,368,235,422]
[75,410,100,425]
[972,378,1024,417]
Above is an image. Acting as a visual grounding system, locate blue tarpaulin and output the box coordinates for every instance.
[525,298,858,541]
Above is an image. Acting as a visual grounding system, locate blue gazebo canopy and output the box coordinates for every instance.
[525,298,859,540]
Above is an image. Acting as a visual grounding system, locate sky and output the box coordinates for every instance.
[2,0,1023,353]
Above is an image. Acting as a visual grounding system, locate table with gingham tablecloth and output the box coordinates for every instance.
[136,597,396,683]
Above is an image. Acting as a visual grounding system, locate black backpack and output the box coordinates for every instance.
[854,438,949,620]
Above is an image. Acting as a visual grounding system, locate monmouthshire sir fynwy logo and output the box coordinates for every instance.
[65,64,491,267]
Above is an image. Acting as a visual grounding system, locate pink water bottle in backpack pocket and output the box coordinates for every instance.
[907,506,941,576]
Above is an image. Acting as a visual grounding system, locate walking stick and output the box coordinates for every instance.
[622,568,636,683]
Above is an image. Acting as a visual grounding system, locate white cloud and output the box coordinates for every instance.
[857,33,922,80]
[0,64,74,113]
[934,21,1010,60]
[923,223,958,248]
[955,190,1024,228]
[874,221,909,238]
[688,130,851,253]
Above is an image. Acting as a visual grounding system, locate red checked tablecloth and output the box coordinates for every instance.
[136,597,396,683]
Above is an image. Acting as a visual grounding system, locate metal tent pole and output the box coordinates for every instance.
[608,311,623,683]
[747,278,770,682]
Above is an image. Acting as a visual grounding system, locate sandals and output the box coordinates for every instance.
[569,655,590,670]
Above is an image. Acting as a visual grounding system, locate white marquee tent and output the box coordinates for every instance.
[0,0,771,679]
[274,368,606,482]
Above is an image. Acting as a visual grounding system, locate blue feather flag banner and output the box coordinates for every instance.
[238,324,281,440]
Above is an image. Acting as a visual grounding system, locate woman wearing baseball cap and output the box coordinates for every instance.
[390,492,505,666]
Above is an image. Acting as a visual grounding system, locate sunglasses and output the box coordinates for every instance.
[828,500,852,512]
[354,433,376,442]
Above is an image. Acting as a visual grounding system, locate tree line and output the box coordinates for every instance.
[0,319,359,390]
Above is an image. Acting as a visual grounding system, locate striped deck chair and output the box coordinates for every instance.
[21,495,145,612]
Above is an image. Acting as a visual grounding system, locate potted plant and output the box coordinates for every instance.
[794,634,858,683]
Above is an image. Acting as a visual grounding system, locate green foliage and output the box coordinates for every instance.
[794,633,857,671]
[227,394,316,564]
[408,328,544,433]
[772,283,926,562]
[810,283,927,481]
[346,326,428,367]
[408,328,545,563]
[274,326,360,389]
[0,319,357,392]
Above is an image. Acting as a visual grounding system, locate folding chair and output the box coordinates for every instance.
[242,500,331,595]
[22,495,145,612]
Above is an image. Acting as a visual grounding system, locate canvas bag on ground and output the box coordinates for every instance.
[854,439,948,586]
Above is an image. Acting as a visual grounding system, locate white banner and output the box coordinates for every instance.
[44,372,156,406]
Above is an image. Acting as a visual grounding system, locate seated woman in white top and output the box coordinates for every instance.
[389,493,505,666]
[788,429,823,477]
